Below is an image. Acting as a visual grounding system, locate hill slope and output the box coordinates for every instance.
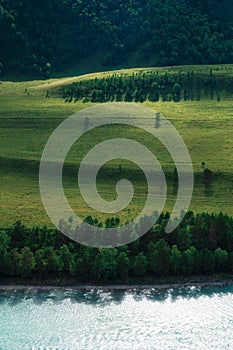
[0,65,233,227]
[0,0,233,77]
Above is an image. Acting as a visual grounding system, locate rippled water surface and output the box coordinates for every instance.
[0,285,233,349]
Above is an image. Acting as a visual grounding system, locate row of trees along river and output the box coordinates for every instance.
[0,212,232,281]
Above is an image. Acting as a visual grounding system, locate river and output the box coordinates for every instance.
[0,285,232,349]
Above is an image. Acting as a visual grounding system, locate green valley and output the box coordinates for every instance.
[1,65,232,227]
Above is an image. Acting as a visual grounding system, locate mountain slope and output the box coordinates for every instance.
[0,0,233,77]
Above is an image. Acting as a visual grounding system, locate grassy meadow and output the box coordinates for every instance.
[1,65,233,227]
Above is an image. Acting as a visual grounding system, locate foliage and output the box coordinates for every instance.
[61,69,233,103]
[0,211,233,281]
[0,0,233,75]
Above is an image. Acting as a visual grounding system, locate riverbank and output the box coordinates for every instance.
[0,275,232,292]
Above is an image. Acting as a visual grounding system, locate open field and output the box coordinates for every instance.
[1,65,233,227]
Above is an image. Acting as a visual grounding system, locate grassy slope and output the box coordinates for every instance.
[1,65,233,227]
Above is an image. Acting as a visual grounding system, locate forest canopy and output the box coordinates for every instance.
[0,212,233,281]
[0,0,233,76]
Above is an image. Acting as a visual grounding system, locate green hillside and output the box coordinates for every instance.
[0,0,233,78]
[1,65,233,227]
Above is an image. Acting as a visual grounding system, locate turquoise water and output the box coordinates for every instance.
[0,285,232,349]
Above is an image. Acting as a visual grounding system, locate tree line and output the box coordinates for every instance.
[61,69,233,103]
[0,0,233,76]
[0,211,232,282]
